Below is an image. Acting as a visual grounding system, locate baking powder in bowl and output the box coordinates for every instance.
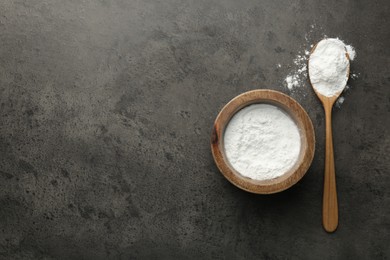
[224,104,301,181]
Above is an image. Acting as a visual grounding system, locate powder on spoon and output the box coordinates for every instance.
[224,104,301,181]
[309,38,353,97]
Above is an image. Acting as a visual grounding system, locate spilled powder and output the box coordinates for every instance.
[285,75,299,90]
[335,96,345,108]
[282,25,318,90]
[224,104,301,181]
[284,51,310,90]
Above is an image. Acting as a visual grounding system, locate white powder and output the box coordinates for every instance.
[283,25,317,91]
[286,75,299,90]
[346,45,356,60]
[335,96,345,108]
[282,26,358,103]
[308,38,354,97]
[224,104,301,181]
[284,50,309,90]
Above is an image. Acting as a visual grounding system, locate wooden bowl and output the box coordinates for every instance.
[211,89,315,194]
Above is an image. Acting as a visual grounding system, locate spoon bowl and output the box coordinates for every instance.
[308,41,351,102]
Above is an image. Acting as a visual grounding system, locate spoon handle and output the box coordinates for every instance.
[322,103,338,232]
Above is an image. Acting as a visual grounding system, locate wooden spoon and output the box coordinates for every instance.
[308,40,350,233]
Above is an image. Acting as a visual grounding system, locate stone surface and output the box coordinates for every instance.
[0,0,389,259]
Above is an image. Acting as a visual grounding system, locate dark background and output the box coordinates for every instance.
[0,0,389,259]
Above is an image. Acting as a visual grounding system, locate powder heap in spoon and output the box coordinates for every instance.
[309,38,355,97]
[224,104,301,181]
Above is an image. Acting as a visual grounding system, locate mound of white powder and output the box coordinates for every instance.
[282,28,357,106]
[308,38,354,97]
[224,104,301,181]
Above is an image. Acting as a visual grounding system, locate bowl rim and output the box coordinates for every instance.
[211,89,315,194]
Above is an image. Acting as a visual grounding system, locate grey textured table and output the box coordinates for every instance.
[0,1,389,259]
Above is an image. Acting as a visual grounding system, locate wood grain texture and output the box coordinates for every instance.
[211,89,315,194]
[319,95,339,233]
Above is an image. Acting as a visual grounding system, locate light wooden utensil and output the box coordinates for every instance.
[211,89,315,194]
[308,42,350,233]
